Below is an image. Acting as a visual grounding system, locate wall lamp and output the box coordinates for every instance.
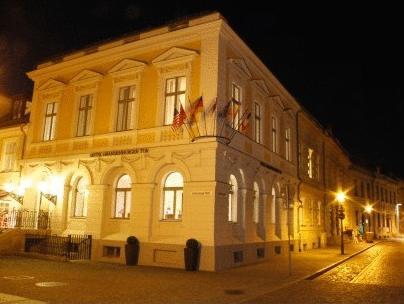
[37,181,57,205]
[4,181,30,205]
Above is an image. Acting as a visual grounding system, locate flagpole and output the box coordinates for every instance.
[188,98,201,138]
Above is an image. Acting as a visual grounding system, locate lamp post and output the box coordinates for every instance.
[336,191,346,255]
[396,203,402,235]
[365,204,373,232]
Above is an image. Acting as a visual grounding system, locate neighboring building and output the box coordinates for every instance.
[0,12,401,270]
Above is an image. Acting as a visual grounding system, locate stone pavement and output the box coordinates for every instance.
[0,241,377,304]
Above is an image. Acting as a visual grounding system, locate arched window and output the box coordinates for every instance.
[228,175,238,222]
[73,177,87,217]
[270,187,276,224]
[114,174,131,218]
[253,182,259,223]
[163,172,183,220]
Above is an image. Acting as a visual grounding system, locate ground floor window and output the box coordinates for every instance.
[114,174,131,218]
[162,172,183,220]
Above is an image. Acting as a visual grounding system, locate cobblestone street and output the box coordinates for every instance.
[243,240,404,303]
[0,241,402,303]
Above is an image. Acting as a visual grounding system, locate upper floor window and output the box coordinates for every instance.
[1,141,17,172]
[116,86,135,131]
[164,77,186,125]
[254,103,261,143]
[375,185,379,200]
[76,94,93,137]
[43,102,58,141]
[114,174,131,218]
[72,177,87,217]
[228,175,238,222]
[308,148,314,178]
[271,116,278,152]
[253,182,259,223]
[285,128,291,161]
[162,172,183,220]
[231,84,241,129]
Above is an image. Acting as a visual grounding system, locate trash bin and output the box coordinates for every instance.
[125,236,139,266]
[365,232,374,243]
[184,238,200,271]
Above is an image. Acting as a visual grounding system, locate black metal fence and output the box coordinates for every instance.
[25,234,92,260]
[0,209,51,230]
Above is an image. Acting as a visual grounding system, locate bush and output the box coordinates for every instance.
[186,238,199,249]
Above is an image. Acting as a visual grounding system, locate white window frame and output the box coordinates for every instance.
[271,116,278,153]
[270,187,276,224]
[72,177,88,217]
[285,128,292,161]
[228,175,238,222]
[254,102,262,143]
[308,148,314,179]
[163,76,187,126]
[42,102,58,141]
[1,140,17,172]
[230,83,242,130]
[162,172,184,221]
[253,182,259,224]
[76,94,93,137]
[115,85,136,131]
[113,174,132,219]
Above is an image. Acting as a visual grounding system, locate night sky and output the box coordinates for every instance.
[1,1,403,178]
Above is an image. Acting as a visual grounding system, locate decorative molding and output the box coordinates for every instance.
[38,79,66,92]
[108,59,146,77]
[152,47,198,69]
[69,69,103,84]
[228,58,252,79]
[251,79,271,97]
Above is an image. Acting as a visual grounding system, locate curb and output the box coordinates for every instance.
[304,241,381,280]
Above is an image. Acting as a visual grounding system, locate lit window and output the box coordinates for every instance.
[231,84,241,129]
[73,177,87,217]
[162,172,183,220]
[308,148,314,178]
[228,175,238,222]
[253,182,259,223]
[116,86,135,131]
[43,102,58,141]
[317,201,321,225]
[285,128,291,161]
[1,141,17,172]
[271,116,278,152]
[270,187,276,224]
[76,94,92,136]
[164,77,186,125]
[254,103,261,143]
[114,174,131,218]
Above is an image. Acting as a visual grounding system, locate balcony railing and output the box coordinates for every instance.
[0,208,51,230]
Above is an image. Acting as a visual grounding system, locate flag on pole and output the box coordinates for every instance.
[171,104,187,133]
[218,100,231,118]
[206,98,217,116]
[240,111,251,132]
[189,96,204,124]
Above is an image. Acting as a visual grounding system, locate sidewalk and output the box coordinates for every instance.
[0,241,379,304]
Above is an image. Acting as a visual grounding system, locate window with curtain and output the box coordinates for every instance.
[116,86,135,131]
[43,102,58,141]
[231,84,241,129]
[114,174,131,218]
[164,77,186,125]
[228,175,238,222]
[162,172,184,220]
[76,94,93,136]
[253,182,259,223]
[73,177,87,217]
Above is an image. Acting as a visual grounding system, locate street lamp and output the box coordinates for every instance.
[336,191,346,255]
[365,204,373,232]
[396,203,402,235]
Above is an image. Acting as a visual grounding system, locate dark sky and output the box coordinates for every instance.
[1,1,403,178]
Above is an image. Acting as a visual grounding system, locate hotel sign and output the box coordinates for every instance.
[90,148,149,157]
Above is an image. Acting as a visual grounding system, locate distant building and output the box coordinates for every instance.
[0,12,401,270]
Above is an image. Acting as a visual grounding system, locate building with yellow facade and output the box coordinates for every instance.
[0,12,402,270]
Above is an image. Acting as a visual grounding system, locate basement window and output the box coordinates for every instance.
[103,246,120,258]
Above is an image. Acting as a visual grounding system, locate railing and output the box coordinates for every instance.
[24,234,92,260]
[0,208,51,230]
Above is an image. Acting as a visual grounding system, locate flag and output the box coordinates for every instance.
[218,100,231,118]
[189,96,204,124]
[171,104,187,133]
[240,111,251,132]
[206,98,217,116]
